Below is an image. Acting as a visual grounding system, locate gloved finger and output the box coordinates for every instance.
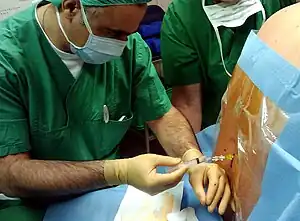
[157,181,184,194]
[149,180,183,196]
[153,155,182,167]
[231,198,236,212]
[218,183,231,215]
[156,166,187,187]
[206,168,220,205]
[203,171,209,186]
[189,168,206,205]
[208,176,225,213]
[147,178,183,196]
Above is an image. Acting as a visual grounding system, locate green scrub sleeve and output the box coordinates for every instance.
[0,65,30,157]
[161,4,202,86]
[132,35,172,122]
[280,0,297,7]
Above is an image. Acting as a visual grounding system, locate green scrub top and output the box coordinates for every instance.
[161,0,295,129]
[0,2,171,220]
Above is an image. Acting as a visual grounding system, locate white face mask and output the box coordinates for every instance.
[56,4,127,64]
[202,0,266,77]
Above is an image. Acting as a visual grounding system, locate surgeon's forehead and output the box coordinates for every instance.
[91,4,147,33]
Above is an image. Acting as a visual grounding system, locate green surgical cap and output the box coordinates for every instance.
[50,0,151,7]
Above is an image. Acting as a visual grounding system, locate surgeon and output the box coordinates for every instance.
[161,0,295,133]
[0,0,231,220]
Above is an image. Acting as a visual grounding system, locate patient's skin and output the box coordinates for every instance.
[215,67,284,218]
[214,2,300,220]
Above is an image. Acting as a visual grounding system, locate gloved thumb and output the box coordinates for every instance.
[156,166,188,187]
[153,155,182,167]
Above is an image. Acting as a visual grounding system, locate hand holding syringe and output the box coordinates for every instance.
[167,154,234,173]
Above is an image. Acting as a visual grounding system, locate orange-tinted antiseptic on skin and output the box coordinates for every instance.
[213,3,300,219]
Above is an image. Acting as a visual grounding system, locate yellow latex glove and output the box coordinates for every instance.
[104,154,188,195]
[188,163,231,215]
[182,149,231,215]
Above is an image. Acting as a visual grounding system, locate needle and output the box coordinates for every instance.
[166,154,235,173]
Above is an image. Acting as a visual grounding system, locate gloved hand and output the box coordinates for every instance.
[182,149,232,215]
[104,154,188,195]
[188,163,231,215]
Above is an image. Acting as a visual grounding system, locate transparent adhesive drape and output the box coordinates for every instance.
[214,65,288,220]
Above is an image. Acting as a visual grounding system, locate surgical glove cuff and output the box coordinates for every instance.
[104,159,129,186]
[182,148,203,162]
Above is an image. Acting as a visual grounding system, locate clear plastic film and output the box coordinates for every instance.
[214,65,288,220]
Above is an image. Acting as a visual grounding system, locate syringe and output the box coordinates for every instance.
[167,154,234,173]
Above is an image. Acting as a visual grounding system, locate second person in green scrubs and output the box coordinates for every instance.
[161,0,295,133]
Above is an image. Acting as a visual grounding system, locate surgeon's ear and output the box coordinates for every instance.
[61,0,81,19]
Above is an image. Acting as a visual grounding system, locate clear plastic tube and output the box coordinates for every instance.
[167,154,234,173]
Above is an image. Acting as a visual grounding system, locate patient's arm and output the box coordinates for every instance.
[171,84,202,133]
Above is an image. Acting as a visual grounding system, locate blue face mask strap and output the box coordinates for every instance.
[79,1,94,34]
[55,8,75,45]
[55,6,90,50]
